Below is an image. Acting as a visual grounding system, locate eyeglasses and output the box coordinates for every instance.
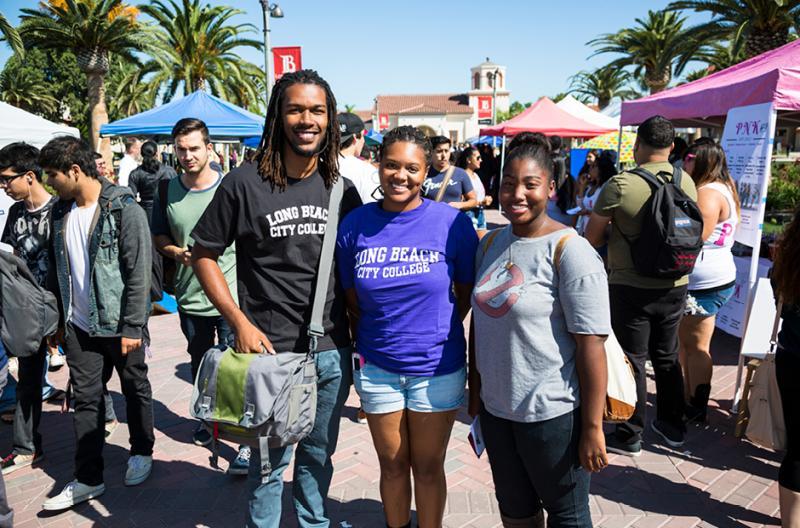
[0,173,25,187]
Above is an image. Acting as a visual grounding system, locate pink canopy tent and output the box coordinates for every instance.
[621,38,800,127]
[481,97,617,137]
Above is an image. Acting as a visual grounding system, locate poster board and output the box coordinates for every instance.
[740,277,782,359]
[720,102,776,247]
[716,103,776,336]
[716,257,772,337]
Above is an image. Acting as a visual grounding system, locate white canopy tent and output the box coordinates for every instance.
[556,95,620,129]
[0,103,79,251]
[0,102,79,149]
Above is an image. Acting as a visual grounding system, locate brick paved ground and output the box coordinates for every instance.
[2,210,784,527]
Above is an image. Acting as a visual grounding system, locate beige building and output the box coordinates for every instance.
[364,59,511,143]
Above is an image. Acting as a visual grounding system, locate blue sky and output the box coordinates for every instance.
[0,0,709,110]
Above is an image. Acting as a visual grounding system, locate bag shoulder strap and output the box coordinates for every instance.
[307,177,344,352]
[554,232,577,273]
[434,166,456,202]
[629,167,666,189]
[770,297,784,353]
[480,228,502,255]
[158,178,170,220]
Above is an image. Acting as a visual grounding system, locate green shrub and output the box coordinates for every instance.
[768,163,800,212]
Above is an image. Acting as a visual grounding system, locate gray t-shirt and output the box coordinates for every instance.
[471,226,611,423]
[422,166,474,204]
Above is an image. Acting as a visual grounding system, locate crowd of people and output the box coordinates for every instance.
[0,68,796,528]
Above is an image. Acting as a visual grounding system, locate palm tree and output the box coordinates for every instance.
[589,9,707,94]
[20,0,147,152]
[681,40,748,82]
[668,0,800,59]
[0,11,24,56]
[141,0,264,109]
[107,56,157,120]
[569,66,638,109]
[0,68,59,115]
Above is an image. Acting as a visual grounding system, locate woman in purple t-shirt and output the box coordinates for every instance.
[337,126,478,528]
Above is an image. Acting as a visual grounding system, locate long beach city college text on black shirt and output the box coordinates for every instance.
[191,163,362,353]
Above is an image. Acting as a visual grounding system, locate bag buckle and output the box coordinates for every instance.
[307,323,324,354]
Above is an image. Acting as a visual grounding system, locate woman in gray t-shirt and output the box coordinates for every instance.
[469,136,611,527]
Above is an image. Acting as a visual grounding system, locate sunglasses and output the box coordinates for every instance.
[0,172,26,187]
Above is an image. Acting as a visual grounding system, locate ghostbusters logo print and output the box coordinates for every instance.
[473,261,525,318]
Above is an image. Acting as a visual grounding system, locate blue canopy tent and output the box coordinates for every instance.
[467,135,504,147]
[365,129,383,146]
[100,90,264,139]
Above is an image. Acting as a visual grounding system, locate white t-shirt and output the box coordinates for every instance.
[66,202,98,332]
[117,155,138,187]
[339,155,379,203]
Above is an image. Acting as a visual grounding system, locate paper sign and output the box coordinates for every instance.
[468,416,485,458]
[720,102,776,247]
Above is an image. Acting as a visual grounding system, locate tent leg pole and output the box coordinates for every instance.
[732,243,765,413]
[498,135,506,216]
[616,126,623,170]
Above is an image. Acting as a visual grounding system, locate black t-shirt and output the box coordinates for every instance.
[191,164,362,353]
[1,196,57,287]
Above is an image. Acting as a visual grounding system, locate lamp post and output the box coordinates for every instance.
[259,1,283,106]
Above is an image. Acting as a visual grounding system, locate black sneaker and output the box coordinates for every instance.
[604,431,641,457]
[651,420,685,448]
[193,425,212,446]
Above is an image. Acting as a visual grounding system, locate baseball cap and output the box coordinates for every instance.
[338,113,365,144]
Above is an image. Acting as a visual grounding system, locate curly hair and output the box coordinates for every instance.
[380,126,432,166]
[255,69,340,190]
[773,206,800,305]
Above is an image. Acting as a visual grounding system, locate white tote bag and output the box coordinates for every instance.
[604,332,637,423]
[746,301,787,451]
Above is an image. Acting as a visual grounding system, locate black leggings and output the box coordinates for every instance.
[776,347,800,491]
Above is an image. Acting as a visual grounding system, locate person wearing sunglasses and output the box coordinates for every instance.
[456,146,492,238]
[0,143,65,475]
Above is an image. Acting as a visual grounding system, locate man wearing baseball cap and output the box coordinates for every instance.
[338,113,379,203]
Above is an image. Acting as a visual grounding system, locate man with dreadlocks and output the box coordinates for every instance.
[190,70,362,527]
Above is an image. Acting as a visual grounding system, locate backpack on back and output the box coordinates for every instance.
[0,251,59,357]
[619,167,703,279]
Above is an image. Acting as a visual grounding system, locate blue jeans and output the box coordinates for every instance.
[480,406,592,527]
[178,312,234,382]
[246,347,352,528]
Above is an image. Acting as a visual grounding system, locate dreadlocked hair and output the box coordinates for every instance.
[773,206,800,305]
[255,69,341,190]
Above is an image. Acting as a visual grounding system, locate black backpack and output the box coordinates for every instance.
[0,251,59,357]
[619,167,703,279]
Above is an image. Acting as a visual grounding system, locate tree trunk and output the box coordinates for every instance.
[599,96,610,110]
[193,77,206,92]
[86,71,112,171]
[745,28,789,59]
[645,67,671,94]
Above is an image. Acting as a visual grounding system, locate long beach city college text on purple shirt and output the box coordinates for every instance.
[336,199,478,376]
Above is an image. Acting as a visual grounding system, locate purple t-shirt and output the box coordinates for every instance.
[336,199,478,376]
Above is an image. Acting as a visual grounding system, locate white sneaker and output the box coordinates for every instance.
[42,480,105,511]
[125,455,152,486]
[48,353,65,371]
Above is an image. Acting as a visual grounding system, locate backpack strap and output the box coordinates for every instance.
[630,166,679,188]
[434,166,456,202]
[554,232,576,273]
[480,228,502,255]
[307,177,344,353]
[157,178,170,221]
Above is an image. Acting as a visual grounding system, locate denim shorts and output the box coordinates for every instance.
[685,284,735,316]
[354,361,466,414]
[466,207,487,230]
